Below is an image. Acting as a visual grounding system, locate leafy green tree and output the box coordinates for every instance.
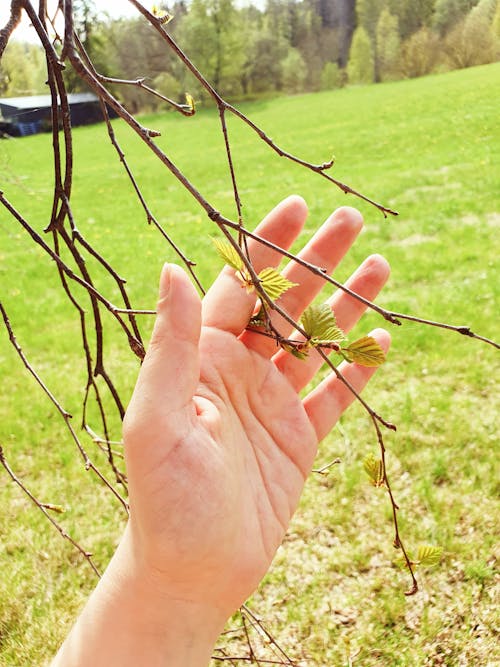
[444,0,498,67]
[471,0,498,21]
[493,0,500,36]
[237,5,264,95]
[266,0,294,43]
[312,0,356,67]
[355,0,385,37]
[347,25,374,84]
[294,4,324,90]
[99,17,172,111]
[320,61,343,89]
[0,41,46,97]
[178,0,246,99]
[281,47,307,93]
[433,0,480,34]
[386,0,436,39]
[401,26,442,77]
[376,8,401,81]
[247,33,287,93]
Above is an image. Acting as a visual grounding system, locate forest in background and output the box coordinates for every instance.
[1,0,500,110]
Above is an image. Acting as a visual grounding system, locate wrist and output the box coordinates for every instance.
[52,522,227,667]
[111,523,228,659]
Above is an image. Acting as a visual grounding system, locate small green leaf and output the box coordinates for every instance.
[363,453,385,487]
[300,303,345,343]
[249,306,266,328]
[280,341,310,360]
[292,344,310,360]
[258,267,297,300]
[343,336,386,367]
[152,4,173,23]
[291,347,309,360]
[416,545,443,568]
[212,238,244,272]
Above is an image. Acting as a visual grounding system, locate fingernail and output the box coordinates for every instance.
[159,263,171,299]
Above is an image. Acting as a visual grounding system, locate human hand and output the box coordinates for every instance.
[122,196,390,616]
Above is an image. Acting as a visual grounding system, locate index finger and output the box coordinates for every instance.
[202,195,308,335]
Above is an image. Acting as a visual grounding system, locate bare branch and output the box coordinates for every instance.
[0,0,22,58]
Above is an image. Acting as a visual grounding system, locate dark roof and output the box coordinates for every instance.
[0,92,98,111]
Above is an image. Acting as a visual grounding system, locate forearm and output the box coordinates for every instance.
[51,523,226,667]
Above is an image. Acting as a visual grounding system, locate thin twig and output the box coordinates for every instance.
[0,301,129,514]
[219,219,499,349]
[0,445,101,577]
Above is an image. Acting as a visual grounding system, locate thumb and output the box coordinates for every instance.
[124,263,201,443]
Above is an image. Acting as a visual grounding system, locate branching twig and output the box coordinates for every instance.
[0,301,129,514]
[0,444,101,577]
[220,220,499,349]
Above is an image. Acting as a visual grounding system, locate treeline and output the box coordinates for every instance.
[1,0,499,108]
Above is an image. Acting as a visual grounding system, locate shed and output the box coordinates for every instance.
[0,92,112,137]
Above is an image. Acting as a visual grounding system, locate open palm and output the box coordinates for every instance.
[122,196,390,619]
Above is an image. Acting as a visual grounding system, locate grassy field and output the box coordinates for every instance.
[1,62,499,666]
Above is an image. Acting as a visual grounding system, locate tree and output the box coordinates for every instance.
[376,8,401,81]
[401,26,442,77]
[433,0,480,34]
[493,0,500,58]
[98,17,174,111]
[281,47,307,93]
[444,0,498,67]
[294,4,324,91]
[303,0,356,66]
[61,0,111,92]
[493,0,500,36]
[0,41,46,97]
[386,0,436,39]
[355,0,385,37]
[247,33,287,93]
[320,61,343,89]
[471,0,499,22]
[347,25,374,84]
[178,0,246,99]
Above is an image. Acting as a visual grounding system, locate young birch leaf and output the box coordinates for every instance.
[185,92,195,113]
[258,267,297,300]
[212,238,244,272]
[363,453,385,487]
[343,336,386,367]
[249,305,266,328]
[152,4,173,23]
[300,303,345,343]
[41,503,66,514]
[416,545,443,568]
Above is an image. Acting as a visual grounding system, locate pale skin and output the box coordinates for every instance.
[51,196,390,666]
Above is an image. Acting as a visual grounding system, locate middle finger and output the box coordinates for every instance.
[240,206,363,357]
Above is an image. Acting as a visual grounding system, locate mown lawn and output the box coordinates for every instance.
[0,62,499,666]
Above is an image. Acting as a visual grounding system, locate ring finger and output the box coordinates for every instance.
[273,253,390,392]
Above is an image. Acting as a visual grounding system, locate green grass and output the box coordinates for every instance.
[1,63,499,665]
